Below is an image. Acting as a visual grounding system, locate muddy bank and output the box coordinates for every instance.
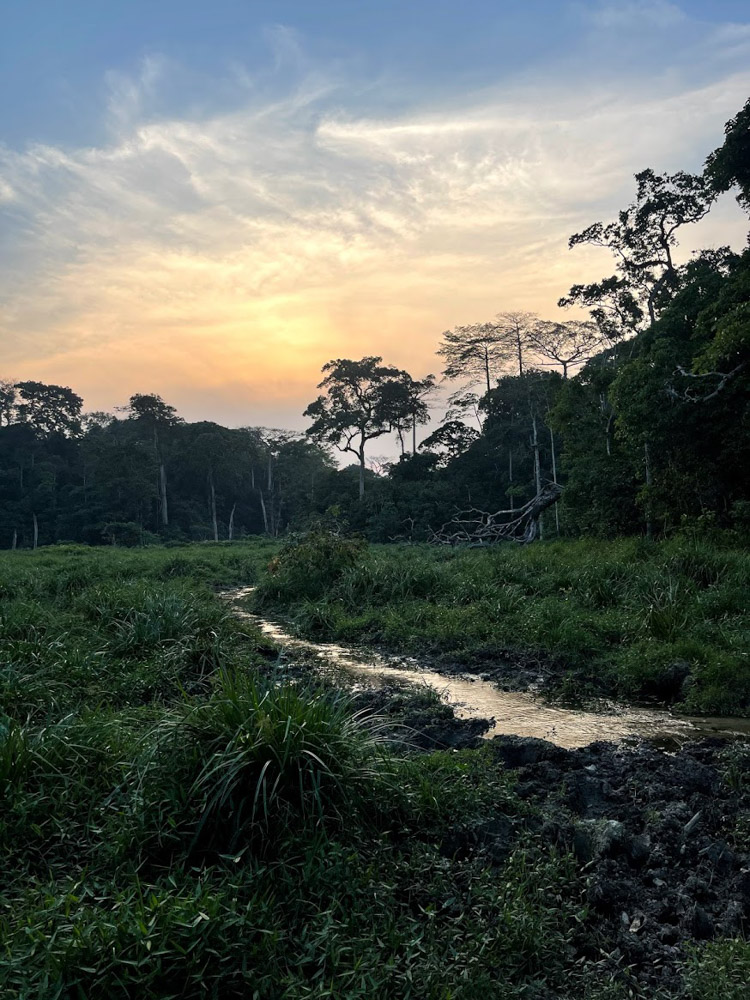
[227,588,749,991]
[226,587,750,749]
[450,736,750,992]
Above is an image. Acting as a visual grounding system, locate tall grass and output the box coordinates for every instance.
[255,534,750,715]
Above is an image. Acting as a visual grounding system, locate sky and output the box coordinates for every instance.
[1,0,749,440]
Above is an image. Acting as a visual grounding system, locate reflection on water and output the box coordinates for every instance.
[225,588,750,751]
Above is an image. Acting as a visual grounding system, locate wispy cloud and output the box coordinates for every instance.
[0,12,748,426]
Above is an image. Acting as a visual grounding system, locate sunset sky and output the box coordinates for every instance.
[1,0,749,437]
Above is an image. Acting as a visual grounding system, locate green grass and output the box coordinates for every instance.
[255,534,750,715]
[0,540,746,997]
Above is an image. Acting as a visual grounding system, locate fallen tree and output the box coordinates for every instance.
[430,482,563,546]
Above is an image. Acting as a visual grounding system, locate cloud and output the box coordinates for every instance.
[0,16,748,428]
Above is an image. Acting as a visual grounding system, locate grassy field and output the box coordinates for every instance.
[255,532,750,716]
[0,540,748,997]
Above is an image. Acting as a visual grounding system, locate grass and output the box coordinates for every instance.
[0,539,747,997]
[255,533,750,716]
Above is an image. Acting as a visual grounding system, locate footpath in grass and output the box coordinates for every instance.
[0,541,748,998]
[255,531,750,717]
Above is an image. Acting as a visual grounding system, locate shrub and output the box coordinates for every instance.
[258,528,367,602]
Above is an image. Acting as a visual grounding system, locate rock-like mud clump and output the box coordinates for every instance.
[473,736,749,991]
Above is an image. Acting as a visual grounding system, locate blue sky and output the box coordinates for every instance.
[1,1,749,435]
[4,1,750,146]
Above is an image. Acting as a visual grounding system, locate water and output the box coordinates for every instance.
[225,588,750,750]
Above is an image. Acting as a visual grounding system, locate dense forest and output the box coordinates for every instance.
[2,99,748,549]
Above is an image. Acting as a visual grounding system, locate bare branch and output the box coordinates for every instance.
[430,482,563,546]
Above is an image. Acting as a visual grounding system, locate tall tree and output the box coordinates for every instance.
[381,372,436,456]
[122,394,181,529]
[704,97,750,213]
[494,312,537,376]
[526,319,604,378]
[0,379,17,426]
[560,169,714,336]
[15,381,83,437]
[438,323,514,395]
[304,357,413,499]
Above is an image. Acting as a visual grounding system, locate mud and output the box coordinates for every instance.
[460,736,750,992]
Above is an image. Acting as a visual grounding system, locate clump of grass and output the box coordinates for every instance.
[137,669,390,856]
[258,528,367,602]
[682,939,750,1000]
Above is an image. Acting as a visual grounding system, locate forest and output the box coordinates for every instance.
[1,96,749,1000]
[2,98,749,551]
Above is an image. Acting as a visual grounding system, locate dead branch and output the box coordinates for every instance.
[430,482,563,546]
[666,362,747,403]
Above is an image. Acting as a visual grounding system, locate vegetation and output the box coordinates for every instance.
[0,87,748,1000]
[256,532,750,717]
[1,541,746,998]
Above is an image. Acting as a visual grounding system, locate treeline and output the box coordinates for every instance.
[0,389,338,547]
[1,98,748,548]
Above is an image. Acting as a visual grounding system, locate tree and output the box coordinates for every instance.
[15,381,83,437]
[121,393,182,529]
[0,379,17,426]
[704,97,750,213]
[420,420,480,466]
[381,372,437,456]
[561,169,714,335]
[494,312,537,376]
[438,323,514,395]
[304,357,414,499]
[526,319,604,378]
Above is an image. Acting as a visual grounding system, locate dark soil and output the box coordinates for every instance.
[468,735,749,992]
[348,675,749,994]
[351,683,490,749]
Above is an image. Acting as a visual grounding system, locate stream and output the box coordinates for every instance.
[225,587,750,750]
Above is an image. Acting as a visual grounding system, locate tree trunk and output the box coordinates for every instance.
[159,462,169,527]
[600,394,614,457]
[508,448,514,513]
[259,490,269,534]
[228,503,236,541]
[549,426,560,535]
[32,512,38,550]
[484,348,491,396]
[412,412,417,455]
[358,450,365,499]
[531,414,543,540]
[644,441,653,540]
[209,470,218,542]
[516,330,523,376]
[11,529,17,550]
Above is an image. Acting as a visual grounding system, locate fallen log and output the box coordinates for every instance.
[430,482,563,546]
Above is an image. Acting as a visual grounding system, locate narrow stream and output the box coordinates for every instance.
[225,587,750,750]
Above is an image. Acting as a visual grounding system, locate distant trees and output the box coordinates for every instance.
[1,100,748,548]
